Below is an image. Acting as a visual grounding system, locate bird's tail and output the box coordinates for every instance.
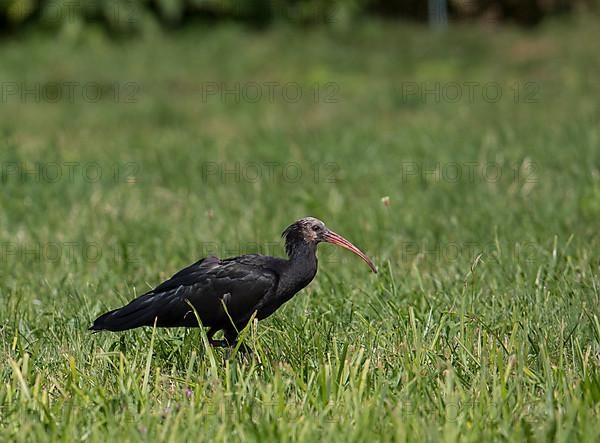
[89,293,159,332]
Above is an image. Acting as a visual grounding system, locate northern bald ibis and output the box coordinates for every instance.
[90,217,376,348]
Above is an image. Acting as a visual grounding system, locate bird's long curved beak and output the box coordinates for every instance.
[324,230,377,273]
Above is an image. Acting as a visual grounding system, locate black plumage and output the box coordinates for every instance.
[90,217,376,347]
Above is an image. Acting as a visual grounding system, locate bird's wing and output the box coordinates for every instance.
[91,255,280,331]
[149,255,280,328]
[152,255,222,293]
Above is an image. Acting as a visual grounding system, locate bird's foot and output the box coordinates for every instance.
[208,338,252,354]
[233,342,253,354]
[207,329,252,355]
[223,342,253,359]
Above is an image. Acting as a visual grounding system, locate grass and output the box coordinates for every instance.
[1,16,600,442]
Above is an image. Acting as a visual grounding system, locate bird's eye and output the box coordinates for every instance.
[312,225,321,232]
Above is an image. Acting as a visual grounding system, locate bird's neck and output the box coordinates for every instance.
[284,241,318,286]
[287,241,317,264]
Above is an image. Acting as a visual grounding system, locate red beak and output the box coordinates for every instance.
[324,230,377,273]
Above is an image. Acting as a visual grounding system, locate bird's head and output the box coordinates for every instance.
[282,217,377,273]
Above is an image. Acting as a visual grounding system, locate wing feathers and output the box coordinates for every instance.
[90,255,280,331]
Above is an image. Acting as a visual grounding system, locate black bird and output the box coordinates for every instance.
[90,217,377,348]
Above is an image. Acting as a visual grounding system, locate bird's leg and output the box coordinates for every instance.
[207,327,228,348]
[224,328,252,354]
[224,329,238,347]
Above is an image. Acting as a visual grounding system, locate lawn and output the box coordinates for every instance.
[1,16,600,442]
